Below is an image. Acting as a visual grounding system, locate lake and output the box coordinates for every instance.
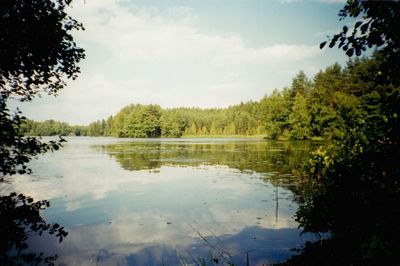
[1,137,319,265]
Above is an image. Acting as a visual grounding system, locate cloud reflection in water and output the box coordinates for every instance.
[1,137,316,265]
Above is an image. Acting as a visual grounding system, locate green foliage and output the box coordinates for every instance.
[111,104,162,138]
[289,93,311,140]
[91,102,266,138]
[291,71,312,98]
[293,76,400,264]
[260,89,291,139]
[86,117,112,137]
[290,1,400,264]
[313,63,344,94]
[22,119,74,136]
[295,88,400,263]
[331,92,362,139]
[161,110,186,137]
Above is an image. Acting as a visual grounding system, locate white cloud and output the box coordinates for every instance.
[16,0,323,124]
[314,29,335,37]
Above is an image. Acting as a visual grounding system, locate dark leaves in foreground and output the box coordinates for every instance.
[0,193,68,265]
[0,100,66,180]
[0,0,85,101]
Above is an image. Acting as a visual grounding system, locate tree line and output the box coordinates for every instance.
[21,55,389,141]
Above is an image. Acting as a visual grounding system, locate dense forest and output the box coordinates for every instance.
[21,54,390,141]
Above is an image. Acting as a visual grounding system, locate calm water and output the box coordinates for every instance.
[1,137,318,265]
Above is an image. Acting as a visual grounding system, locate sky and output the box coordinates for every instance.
[15,0,350,125]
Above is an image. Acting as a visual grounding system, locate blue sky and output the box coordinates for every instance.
[16,0,350,125]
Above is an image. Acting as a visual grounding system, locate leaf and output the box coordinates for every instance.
[360,23,369,34]
[320,41,327,49]
[346,48,354,57]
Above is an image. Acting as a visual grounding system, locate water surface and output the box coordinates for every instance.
[1,137,318,265]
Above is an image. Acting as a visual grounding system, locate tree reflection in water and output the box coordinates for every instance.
[0,192,68,265]
[102,139,318,201]
[0,139,320,264]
